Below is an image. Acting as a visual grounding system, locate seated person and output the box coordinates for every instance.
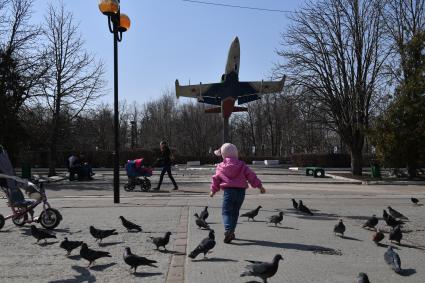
[77,154,94,181]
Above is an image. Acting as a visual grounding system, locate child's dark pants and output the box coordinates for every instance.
[222,188,246,232]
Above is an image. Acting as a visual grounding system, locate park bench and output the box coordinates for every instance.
[305,167,325,178]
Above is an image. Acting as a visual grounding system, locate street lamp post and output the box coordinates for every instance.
[98,0,131,204]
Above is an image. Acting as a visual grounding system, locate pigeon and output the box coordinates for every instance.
[357,272,370,283]
[199,206,209,221]
[240,205,262,221]
[194,213,210,230]
[384,246,402,273]
[123,247,157,273]
[188,230,216,259]
[333,219,346,237]
[119,216,142,232]
[372,229,385,244]
[80,243,111,267]
[60,237,83,255]
[267,212,284,226]
[149,232,171,250]
[291,199,298,210]
[89,226,118,243]
[30,225,56,243]
[411,197,419,205]
[383,209,389,220]
[389,225,402,244]
[362,215,379,230]
[384,214,404,228]
[240,254,283,283]
[298,200,313,216]
[388,206,408,220]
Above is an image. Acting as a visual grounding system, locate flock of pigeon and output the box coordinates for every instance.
[26,196,421,282]
[29,216,171,273]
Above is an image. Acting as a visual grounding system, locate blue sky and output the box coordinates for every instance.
[31,0,305,104]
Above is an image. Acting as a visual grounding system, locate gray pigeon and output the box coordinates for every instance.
[333,219,346,237]
[149,231,171,250]
[240,205,262,221]
[291,199,298,210]
[123,247,157,273]
[241,254,283,283]
[389,225,402,244]
[357,272,370,283]
[188,230,216,259]
[199,206,209,221]
[298,200,313,216]
[267,212,284,226]
[89,226,118,243]
[30,225,56,244]
[384,246,402,273]
[362,215,378,230]
[194,213,210,230]
[388,206,408,220]
[119,216,142,232]
[60,237,83,255]
[385,214,404,228]
[80,243,111,267]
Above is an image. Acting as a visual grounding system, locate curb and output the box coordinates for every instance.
[166,206,189,283]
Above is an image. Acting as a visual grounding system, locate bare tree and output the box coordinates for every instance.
[276,0,389,175]
[0,0,47,156]
[42,2,105,176]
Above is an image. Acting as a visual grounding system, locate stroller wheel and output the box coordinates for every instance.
[124,183,134,192]
[39,208,61,229]
[0,214,4,230]
[140,178,151,192]
[12,210,28,227]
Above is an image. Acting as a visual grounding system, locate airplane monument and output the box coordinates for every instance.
[175,37,285,143]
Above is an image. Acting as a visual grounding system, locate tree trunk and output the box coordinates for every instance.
[48,94,61,177]
[350,147,363,176]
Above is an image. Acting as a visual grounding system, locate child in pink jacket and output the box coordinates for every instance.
[209,143,265,243]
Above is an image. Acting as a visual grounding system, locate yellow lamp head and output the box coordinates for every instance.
[98,0,119,16]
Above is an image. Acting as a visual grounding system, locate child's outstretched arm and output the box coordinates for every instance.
[244,164,266,194]
[210,170,221,197]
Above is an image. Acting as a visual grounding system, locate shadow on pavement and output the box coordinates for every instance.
[48,265,96,283]
[400,269,417,276]
[158,249,186,256]
[68,255,82,260]
[267,226,298,230]
[339,235,362,241]
[232,239,341,255]
[99,241,124,247]
[191,257,238,262]
[133,272,163,278]
[89,262,116,271]
[397,243,425,251]
[39,241,59,246]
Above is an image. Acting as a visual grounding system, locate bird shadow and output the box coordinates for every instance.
[400,269,417,276]
[99,241,124,247]
[0,229,11,233]
[67,255,82,260]
[340,236,362,242]
[89,262,116,271]
[158,250,185,256]
[242,220,267,223]
[133,272,163,278]
[268,226,298,230]
[39,241,59,246]
[191,257,238,262]
[294,212,339,221]
[376,243,400,250]
[51,228,72,233]
[232,238,341,255]
[345,215,376,221]
[48,265,96,283]
[397,243,425,251]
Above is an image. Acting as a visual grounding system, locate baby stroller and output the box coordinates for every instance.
[124,158,153,192]
[0,149,62,231]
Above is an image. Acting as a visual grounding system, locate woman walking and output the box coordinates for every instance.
[153,141,178,191]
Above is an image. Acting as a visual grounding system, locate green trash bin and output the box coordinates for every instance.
[371,164,381,178]
[21,163,31,179]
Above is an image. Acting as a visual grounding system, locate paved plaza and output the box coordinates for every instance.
[1,166,424,282]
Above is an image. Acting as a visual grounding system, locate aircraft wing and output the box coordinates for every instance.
[237,75,286,104]
[175,80,223,103]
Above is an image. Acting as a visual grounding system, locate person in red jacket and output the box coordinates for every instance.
[210,143,265,243]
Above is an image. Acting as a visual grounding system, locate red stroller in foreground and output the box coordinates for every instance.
[0,149,62,230]
[124,158,153,192]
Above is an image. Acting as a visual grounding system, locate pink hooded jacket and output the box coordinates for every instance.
[211,157,262,193]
